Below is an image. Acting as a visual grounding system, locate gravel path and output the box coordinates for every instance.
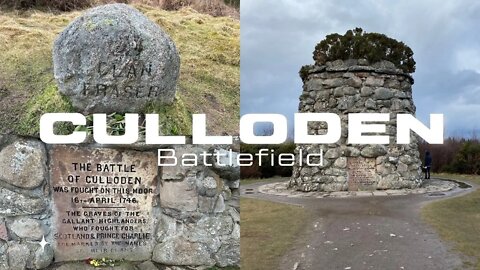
[241,178,475,270]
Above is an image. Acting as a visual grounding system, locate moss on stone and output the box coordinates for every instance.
[17,84,74,136]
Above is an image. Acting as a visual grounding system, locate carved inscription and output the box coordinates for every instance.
[81,62,162,98]
[347,157,376,191]
[50,146,158,261]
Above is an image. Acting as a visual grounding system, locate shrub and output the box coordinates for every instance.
[313,27,416,73]
[240,142,295,179]
[0,0,95,11]
[419,137,480,175]
[0,0,238,16]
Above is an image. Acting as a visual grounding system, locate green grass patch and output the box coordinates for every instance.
[16,83,74,135]
[144,95,192,135]
[422,173,480,269]
[241,198,309,270]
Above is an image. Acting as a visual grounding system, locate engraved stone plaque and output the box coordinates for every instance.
[50,145,158,261]
[347,157,376,191]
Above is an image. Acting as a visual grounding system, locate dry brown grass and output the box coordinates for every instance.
[423,173,480,269]
[241,197,309,270]
[0,4,239,136]
[0,0,239,17]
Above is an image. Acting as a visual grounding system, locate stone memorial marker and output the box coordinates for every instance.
[347,157,376,191]
[53,4,180,113]
[50,145,157,261]
[290,31,423,192]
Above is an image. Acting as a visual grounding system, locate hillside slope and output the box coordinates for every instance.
[0,4,239,136]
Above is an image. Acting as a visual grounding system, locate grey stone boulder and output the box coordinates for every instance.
[373,87,395,100]
[32,244,54,269]
[214,242,240,267]
[210,149,240,181]
[53,4,180,113]
[152,236,215,266]
[136,261,159,270]
[361,145,388,158]
[0,139,47,189]
[160,177,198,212]
[196,176,218,197]
[10,217,46,241]
[7,243,31,270]
[0,242,8,269]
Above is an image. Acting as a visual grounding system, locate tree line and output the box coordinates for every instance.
[241,138,480,179]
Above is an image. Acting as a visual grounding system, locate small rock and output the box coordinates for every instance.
[160,177,198,212]
[323,78,344,88]
[152,236,215,266]
[33,244,54,269]
[373,87,395,100]
[365,77,384,86]
[53,4,180,113]
[0,220,8,241]
[7,243,30,270]
[197,176,218,197]
[0,187,46,216]
[325,149,341,159]
[213,242,240,267]
[136,261,159,270]
[210,149,240,181]
[0,139,47,189]
[10,217,45,240]
[361,145,387,158]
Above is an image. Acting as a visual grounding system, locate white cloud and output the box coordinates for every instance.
[241,0,480,136]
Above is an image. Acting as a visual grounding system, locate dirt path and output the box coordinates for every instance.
[241,179,475,270]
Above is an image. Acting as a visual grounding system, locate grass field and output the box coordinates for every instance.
[422,173,480,269]
[0,4,239,136]
[241,197,309,270]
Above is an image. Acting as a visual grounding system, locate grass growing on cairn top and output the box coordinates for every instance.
[0,4,239,136]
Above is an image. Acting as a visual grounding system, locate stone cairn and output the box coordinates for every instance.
[0,137,240,269]
[0,4,239,269]
[289,59,423,192]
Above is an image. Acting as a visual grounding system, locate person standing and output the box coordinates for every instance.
[424,151,432,179]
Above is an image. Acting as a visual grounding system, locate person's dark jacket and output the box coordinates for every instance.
[425,153,432,167]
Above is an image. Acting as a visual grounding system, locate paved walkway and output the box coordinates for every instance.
[241,178,475,270]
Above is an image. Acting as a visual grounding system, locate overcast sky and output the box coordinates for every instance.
[240,0,480,137]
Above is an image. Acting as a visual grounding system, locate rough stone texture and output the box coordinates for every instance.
[290,60,422,192]
[0,139,47,189]
[0,220,9,241]
[136,261,159,270]
[210,148,240,181]
[33,245,54,269]
[7,243,30,270]
[152,236,215,266]
[214,242,240,267]
[160,175,198,212]
[0,242,8,269]
[0,187,46,216]
[10,217,46,240]
[53,4,180,113]
[0,136,239,269]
